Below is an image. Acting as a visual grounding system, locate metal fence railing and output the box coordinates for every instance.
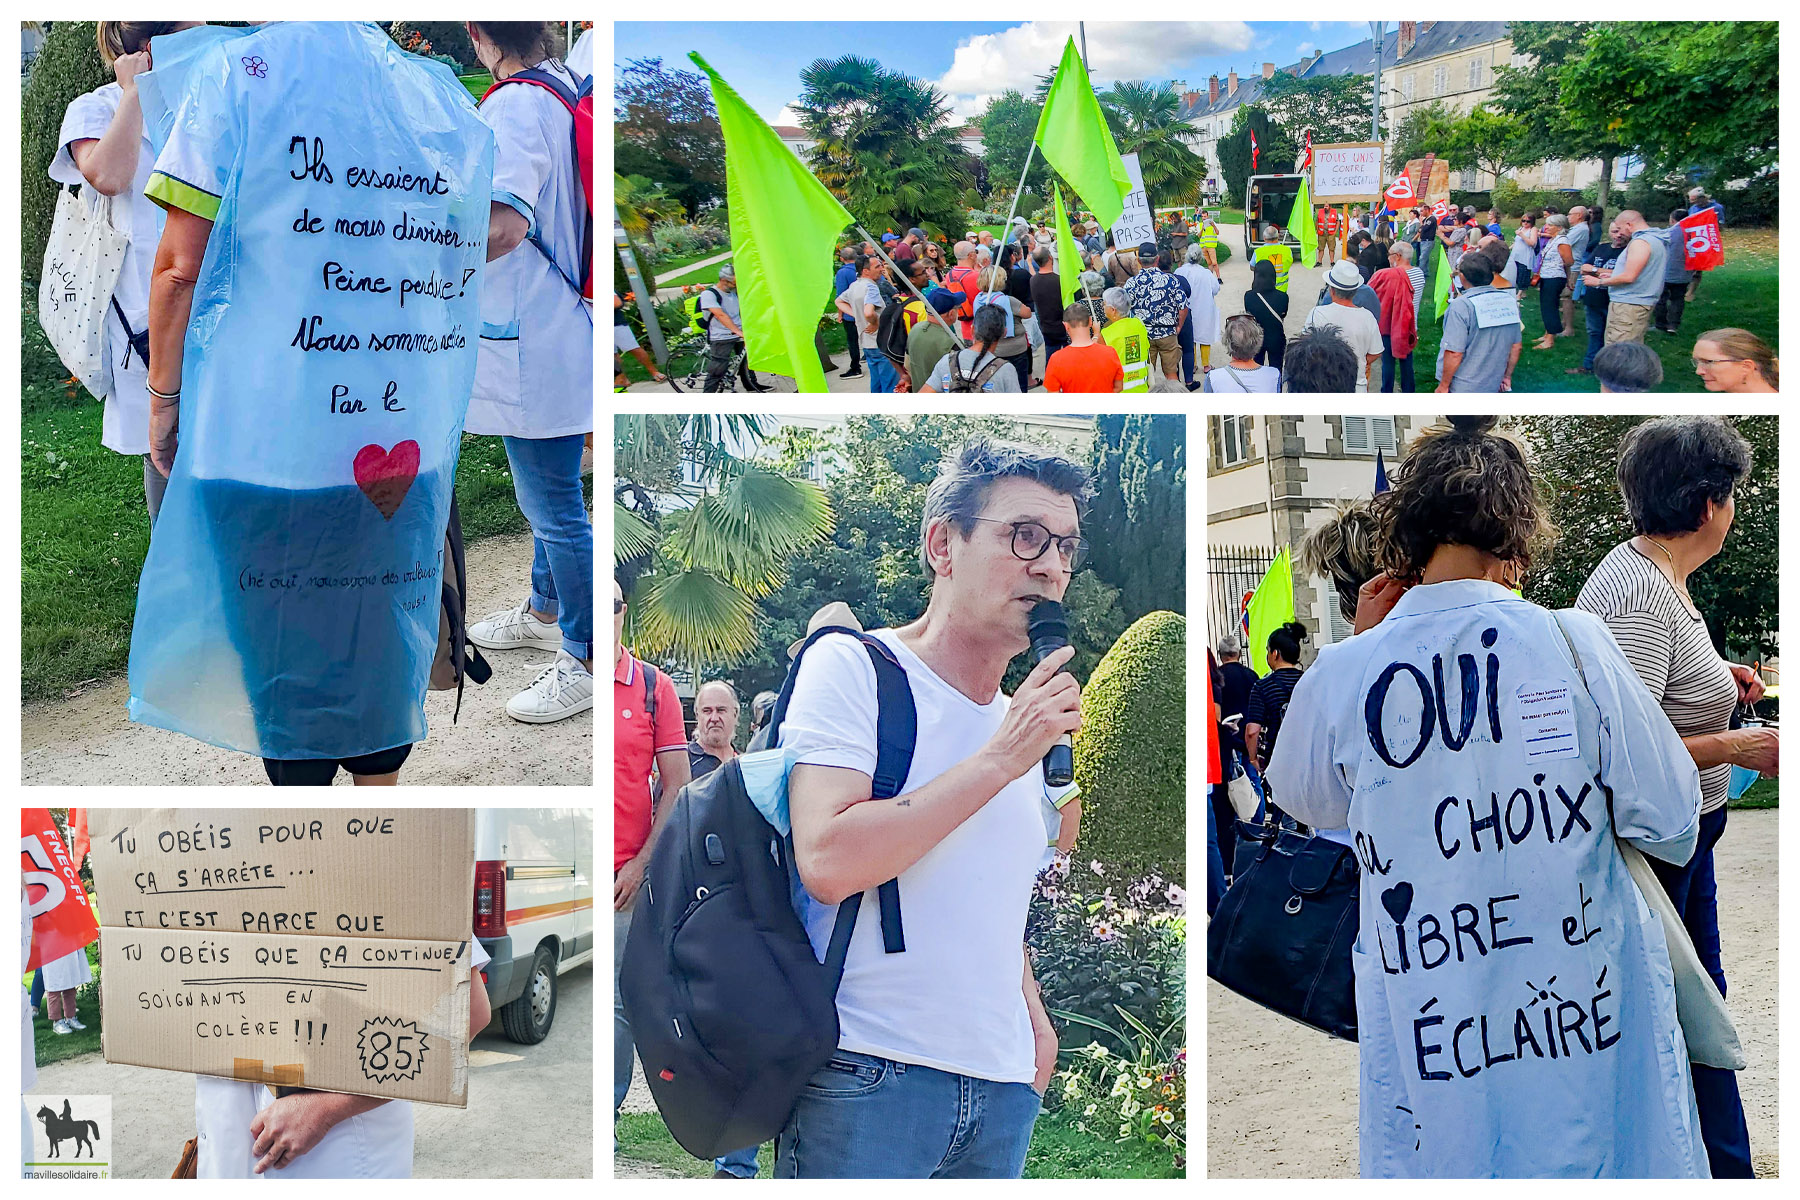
[1208,543,1275,649]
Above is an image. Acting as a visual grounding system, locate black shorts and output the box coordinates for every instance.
[262,744,413,786]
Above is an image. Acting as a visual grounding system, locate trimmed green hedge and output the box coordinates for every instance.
[1073,611,1186,883]
[22,22,109,284]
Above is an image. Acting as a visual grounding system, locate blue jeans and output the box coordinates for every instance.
[1648,806,1754,1177]
[1582,308,1607,370]
[775,1051,1041,1178]
[1380,334,1415,392]
[1177,319,1196,386]
[1206,782,1226,916]
[866,348,899,393]
[713,1145,759,1178]
[500,434,592,660]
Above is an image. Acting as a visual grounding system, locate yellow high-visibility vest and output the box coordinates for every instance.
[1102,316,1152,393]
[1253,243,1293,293]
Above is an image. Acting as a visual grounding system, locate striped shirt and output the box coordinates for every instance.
[1575,541,1738,812]
[1243,666,1304,769]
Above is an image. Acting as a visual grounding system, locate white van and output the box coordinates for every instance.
[473,808,594,1043]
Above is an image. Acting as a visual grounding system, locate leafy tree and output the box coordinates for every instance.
[979,89,1049,198]
[614,416,834,673]
[1445,106,1530,190]
[1491,23,1631,207]
[1217,106,1290,208]
[614,56,727,218]
[1086,415,1185,620]
[726,416,1132,703]
[1386,100,1464,173]
[1518,416,1777,664]
[1099,81,1206,206]
[22,22,107,283]
[613,173,685,239]
[794,56,974,235]
[387,21,476,69]
[1259,71,1378,152]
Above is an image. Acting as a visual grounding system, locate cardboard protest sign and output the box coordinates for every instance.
[22,809,100,972]
[1108,153,1154,253]
[90,809,476,1107]
[1311,142,1385,203]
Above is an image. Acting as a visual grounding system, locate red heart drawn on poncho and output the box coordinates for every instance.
[353,440,420,520]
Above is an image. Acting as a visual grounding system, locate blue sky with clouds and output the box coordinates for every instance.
[615,21,1379,124]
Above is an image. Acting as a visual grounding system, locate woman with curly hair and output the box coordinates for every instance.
[1267,416,1709,1178]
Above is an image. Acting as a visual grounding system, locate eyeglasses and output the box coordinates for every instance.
[614,599,626,614]
[1692,356,1747,369]
[969,518,1089,570]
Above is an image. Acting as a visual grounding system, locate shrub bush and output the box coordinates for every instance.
[388,21,477,70]
[650,220,730,261]
[1073,611,1185,883]
[22,22,109,284]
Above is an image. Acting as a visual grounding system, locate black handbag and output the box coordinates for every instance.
[1207,820,1361,1041]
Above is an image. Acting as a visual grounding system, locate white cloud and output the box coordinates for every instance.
[770,103,804,128]
[1297,42,1316,58]
[932,21,1255,113]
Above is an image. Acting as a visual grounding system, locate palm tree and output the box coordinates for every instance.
[1100,81,1206,206]
[794,56,972,233]
[615,416,835,673]
[613,173,685,240]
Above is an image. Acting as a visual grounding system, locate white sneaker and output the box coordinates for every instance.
[65,1016,87,1031]
[505,650,595,724]
[52,1019,73,1035]
[469,598,561,652]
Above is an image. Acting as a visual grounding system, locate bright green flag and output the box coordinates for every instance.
[1033,37,1132,229]
[1245,547,1295,679]
[1433,238,1452,321]
[1053,183,1082,311]
[1286,176,1317,265]
[691,53,855,394]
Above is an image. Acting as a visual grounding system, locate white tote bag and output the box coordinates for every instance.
[38,184,130,400]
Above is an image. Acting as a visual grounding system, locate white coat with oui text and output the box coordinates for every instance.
[1268,580,1708,1178]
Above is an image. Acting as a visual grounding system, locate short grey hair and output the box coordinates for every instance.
[750,690,779,728]
[1185,243,1205,264]
[1391,241,1414,263]
[1102,286,1129,316]
[918,437,1094,576]
[1222,314,1264,360]
[1217,635,1242,658]
[1546,213,1569,229]
[694,680,740,709]
[717,263,735,281]
[1329,282,1359,301]
[1262,224,1280,242]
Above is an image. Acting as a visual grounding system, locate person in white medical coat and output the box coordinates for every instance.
[464,20,595,727]
[194,940,490,1178]
[50,21,205,523]
[1269,416,1709,1178]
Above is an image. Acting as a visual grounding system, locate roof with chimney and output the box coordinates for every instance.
[1176,21,1510,122]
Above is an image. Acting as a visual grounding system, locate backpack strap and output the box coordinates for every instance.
[481,68,587,296]
[771,627,916,955]
[642,661,657,725]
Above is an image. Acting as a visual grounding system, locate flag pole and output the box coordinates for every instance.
[855,224,969,352]
[998,142,1038,259]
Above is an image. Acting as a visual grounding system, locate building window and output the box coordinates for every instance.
[1341,416,1398,456]
[1401,73,1415,102]
[1219,415,1252,467]
[1467,58,1483,90]
[1432,65,1447,97]
[1544,159,1563,184]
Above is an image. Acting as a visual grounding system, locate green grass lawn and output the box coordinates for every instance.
[1733,775,1778,810]
[1408,226,1777,393]
[652,248,732,288]
[614,1102,1181,1179]
[1213,207,1247,225]
[654,258,733,291]
[20,284,554,704]
[459,71,492,103]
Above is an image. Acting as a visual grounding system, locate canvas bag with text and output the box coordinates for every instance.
[38,186,130,399]
[127,22,494,759]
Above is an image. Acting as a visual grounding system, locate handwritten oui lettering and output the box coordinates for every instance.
[1364,628,1503,768]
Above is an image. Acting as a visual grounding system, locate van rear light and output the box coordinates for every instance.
[474,860,507,938]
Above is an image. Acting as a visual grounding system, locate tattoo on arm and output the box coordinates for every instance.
[895,798,911,807]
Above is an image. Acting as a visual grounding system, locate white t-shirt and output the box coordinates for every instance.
[836,278,883,350]
[50,83,158,453]
[778,629,1057,1084]
[469,59,593,439]
[1303,302,1383,391]
[194,938,489,1178]
[1176,263,1221,345]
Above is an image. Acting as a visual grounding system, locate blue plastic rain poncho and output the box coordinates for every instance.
[126,22,495,760]
[1268,581,1709,1178]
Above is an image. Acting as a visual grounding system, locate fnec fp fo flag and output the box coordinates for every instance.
[23,809,99,971]
[1034,38,1132,229]
[693,53,856,394]
[1678,208,1725,272]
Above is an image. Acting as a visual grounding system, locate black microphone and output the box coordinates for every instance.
[1028,600,1075,787]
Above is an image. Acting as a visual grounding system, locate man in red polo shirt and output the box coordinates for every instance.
[613,576,687,1138]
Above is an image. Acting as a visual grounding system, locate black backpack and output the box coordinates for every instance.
[619,627,914,1160]
[875,291,911,364]
[947,350,1007,392]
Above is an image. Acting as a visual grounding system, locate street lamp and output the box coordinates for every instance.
[1370,21,1386,143]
